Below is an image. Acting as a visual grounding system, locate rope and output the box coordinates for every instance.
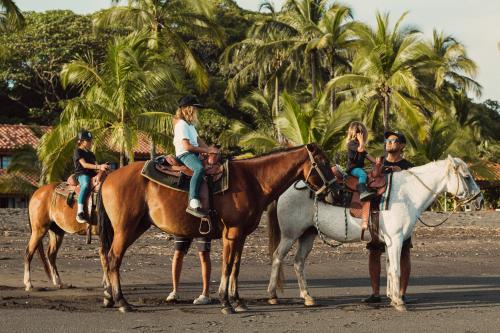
[313,195,344,249]
[407,167,479,228]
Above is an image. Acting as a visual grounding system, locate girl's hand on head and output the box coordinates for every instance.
[356,132,364,143]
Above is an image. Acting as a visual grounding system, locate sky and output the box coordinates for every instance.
[14,0,500,102]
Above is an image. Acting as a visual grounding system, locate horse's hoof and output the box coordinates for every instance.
[103,298,115,308]
[25,285,33,292]
[118,304,134,313]
[395,304,407,312]
[234,303,248,312]
[221,306,235,315]
[391,301,407,312]
[304,298,316,307]
[268,298,279,305]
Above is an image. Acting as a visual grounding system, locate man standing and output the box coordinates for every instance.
[363,131,414,304]
[166,236,212,305]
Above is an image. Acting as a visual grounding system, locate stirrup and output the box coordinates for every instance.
[199,217,211,235]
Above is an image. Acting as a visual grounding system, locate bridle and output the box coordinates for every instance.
[303,145,336,196]
[407,161,481,227]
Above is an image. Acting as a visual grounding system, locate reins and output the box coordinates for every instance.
[406,167,480,228]
[312,194,345,249]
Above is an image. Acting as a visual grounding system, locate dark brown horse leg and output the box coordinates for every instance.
[107,220,150,312]
[46,228,65,288]
[218,231,238,314]
[24,223,50,291]
[99,246,114,308]
[229,236,248,312]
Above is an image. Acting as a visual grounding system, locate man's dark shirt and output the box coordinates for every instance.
[382,158,414,173]
[73,148,97,177]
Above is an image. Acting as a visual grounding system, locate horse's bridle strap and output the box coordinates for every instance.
[305,146,334,195]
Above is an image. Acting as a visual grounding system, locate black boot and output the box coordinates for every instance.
[357,183,375,201]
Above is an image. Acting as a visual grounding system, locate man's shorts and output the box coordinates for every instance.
[174,236,211,254]
[366,237,413,253]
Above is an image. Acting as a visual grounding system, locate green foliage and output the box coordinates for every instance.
[0,1,498,181]
[0,11,112,124]
[38,32,181,182]
[0,0,24,32]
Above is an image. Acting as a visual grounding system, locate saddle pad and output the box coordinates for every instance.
[141,159,229,194]
[54,182,75,198]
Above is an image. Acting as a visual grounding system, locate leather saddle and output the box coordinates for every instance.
[329,161,387,220]
[55,171,108,214]
[65,171,108,196]
[155,153,224,180]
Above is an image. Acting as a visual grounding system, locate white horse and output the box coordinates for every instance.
[266,156,483,311]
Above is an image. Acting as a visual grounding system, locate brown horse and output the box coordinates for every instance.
[24,179,105,292]
[97,144,335,313]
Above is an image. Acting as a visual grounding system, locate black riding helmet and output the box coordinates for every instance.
[178,95,204,108]
[77,129,92,141]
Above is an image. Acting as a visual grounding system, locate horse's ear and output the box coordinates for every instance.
[447,155,458,167]
[305,143,317,152]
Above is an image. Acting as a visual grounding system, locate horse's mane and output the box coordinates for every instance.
[231,145,306,162]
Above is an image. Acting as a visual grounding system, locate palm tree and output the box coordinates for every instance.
[0,0,24,32]
[226,0,353,107]
[304,3,356,112]
[325,12,432,133]
[428,30,481,97]
[38,32,181,183]
[220,92,357,157]
[94,0,224,91]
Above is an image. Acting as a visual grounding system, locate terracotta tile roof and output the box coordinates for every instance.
[0,124,49,152]
[0,169,39,194]
[0,124,163,157]
[472,162,500,183]
[134,132,165,157]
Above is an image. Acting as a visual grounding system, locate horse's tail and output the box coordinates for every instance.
[267,200,284,291]
[97,186,113,254]
[27,202,52,281]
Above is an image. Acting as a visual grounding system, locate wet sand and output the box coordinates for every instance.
[1,209,499,332]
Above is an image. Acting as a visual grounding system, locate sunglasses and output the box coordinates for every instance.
[384,138,400,144]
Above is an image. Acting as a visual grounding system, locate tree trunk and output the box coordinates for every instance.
[383,92,390,133]
[310,52,316,100]
[150,137,156,160]
[274,76,280,118]
[119,150,125,168]
[274,76,284,145]
[329,59,335,115]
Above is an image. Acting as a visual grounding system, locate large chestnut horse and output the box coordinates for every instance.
[97,144,334,313]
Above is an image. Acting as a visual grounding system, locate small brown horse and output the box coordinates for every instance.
[24,179,105,292]
[98,144,335,313]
